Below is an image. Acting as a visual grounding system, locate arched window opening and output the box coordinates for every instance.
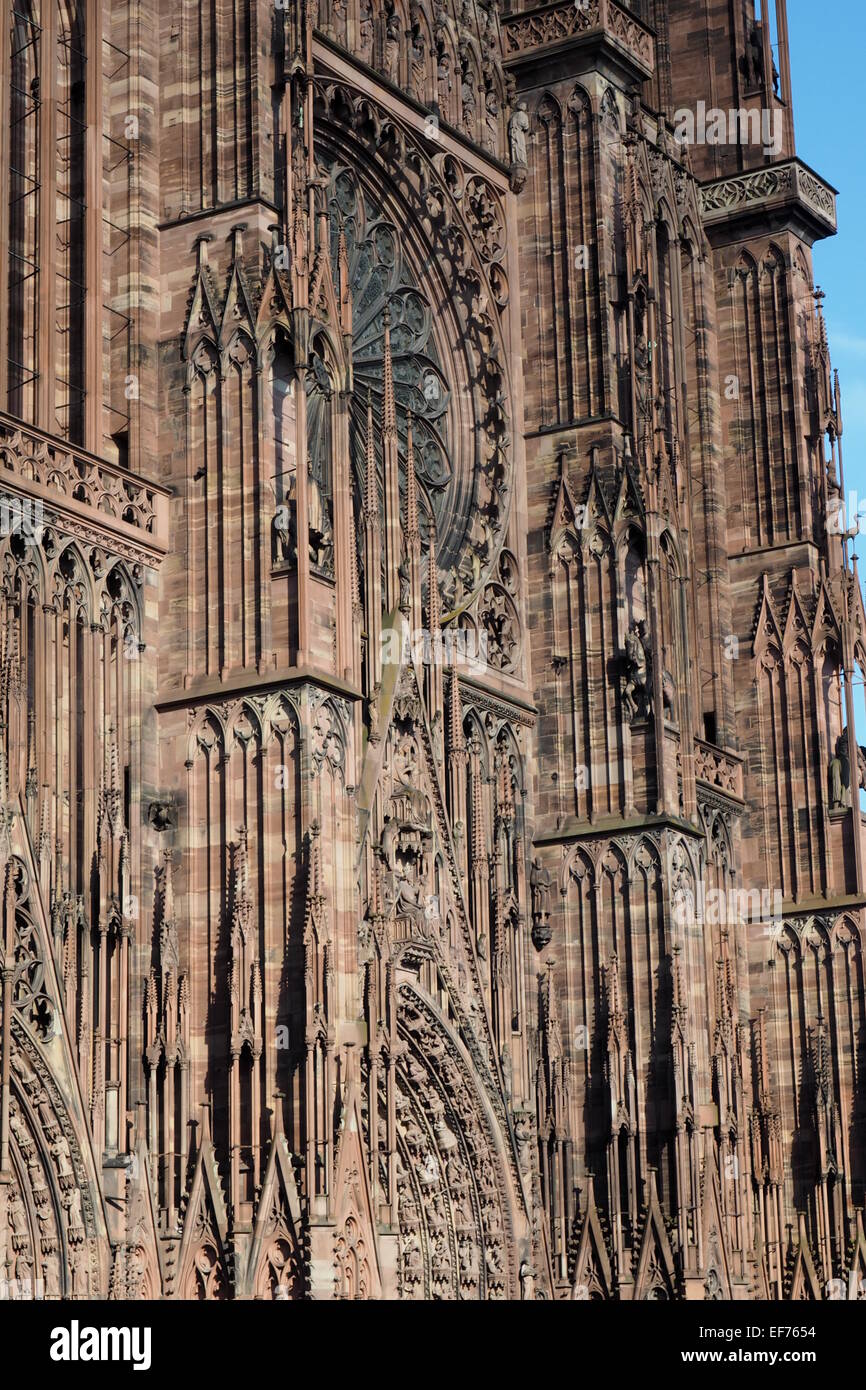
[6,0,41,420]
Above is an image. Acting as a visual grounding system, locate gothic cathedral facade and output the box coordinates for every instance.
[0,0,864,1302]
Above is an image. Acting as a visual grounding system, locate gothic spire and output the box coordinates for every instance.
[382,304,401,612]
[405,411,423,636]
[383,303,397,439]
[448,668,466,760]
[364,389,383,693]
[365,390,379,519]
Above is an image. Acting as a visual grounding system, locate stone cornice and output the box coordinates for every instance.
[155,666,363,711]
[533,810,704,847]
[700,158,838,240]
[457,673,537,728]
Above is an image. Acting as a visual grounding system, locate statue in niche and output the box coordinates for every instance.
[410,27,427,100]
[834,728,866,805]
[530,857,552,950]
[530,857,551,920]
[368,683,382,744]
[437,49,452,120]
[622,618,675,723]
[359,0,374,65]
[500,1046,513,1104]
[483,83,500,157]
[307,461,333,572]
[508,98,529,187]
[633,310,652,431]
[398,550,411,614]
[829,734,847,809]
[460,57,476,135]
[384,12,401,85]
[622,619,650,723]
[273,476,296,565]
[431,708,444,765]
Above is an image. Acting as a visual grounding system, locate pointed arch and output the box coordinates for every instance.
[245,1132,305,1299]
[175,1138,231,1300]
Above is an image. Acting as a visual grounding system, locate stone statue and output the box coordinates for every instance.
[431,708,444,765]
[622,619,650,723]
[359,0,374,65]
[51,1132,74,1184]
[634,322,652,425]
[398,551,411,614]
[368,683,382,744]
[307,462,333,571]
[530,857,551,920]
[460,63,476,135]
[513,1114,533,1172]
[829,733,847,809]
[437,50,452,119]
[508,98,529,168]
[483,85,500,156]
[273,481,296,564]
[384,13,401,85]
[836,727,866,800]
[530,857,552,950]
[410,28,427,100]
[500,1046,513,1103]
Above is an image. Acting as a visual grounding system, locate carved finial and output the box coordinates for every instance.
[426,527,441,634]
[383,302,397,438]
[448,670,465,757]
[194,233,214,268]
[405,411,420,540]
[304,820,328,941]
[470,752,486,865]
[272,1090,285,1137]
[230,223,247,259]
[161,847,176,928]
[231,827,253,941]
[365,390,379,519]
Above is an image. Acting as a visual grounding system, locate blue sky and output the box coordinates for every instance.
[789,2,866,518]
[788,1,866,755]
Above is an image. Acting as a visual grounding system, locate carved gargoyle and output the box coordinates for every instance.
[148,800,177,832]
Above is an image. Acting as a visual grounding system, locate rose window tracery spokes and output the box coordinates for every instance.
[325,164,460,563]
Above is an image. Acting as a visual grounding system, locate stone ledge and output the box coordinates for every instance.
[700,158,837,239]
[0,410,170,551]
[502,0,655,79]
